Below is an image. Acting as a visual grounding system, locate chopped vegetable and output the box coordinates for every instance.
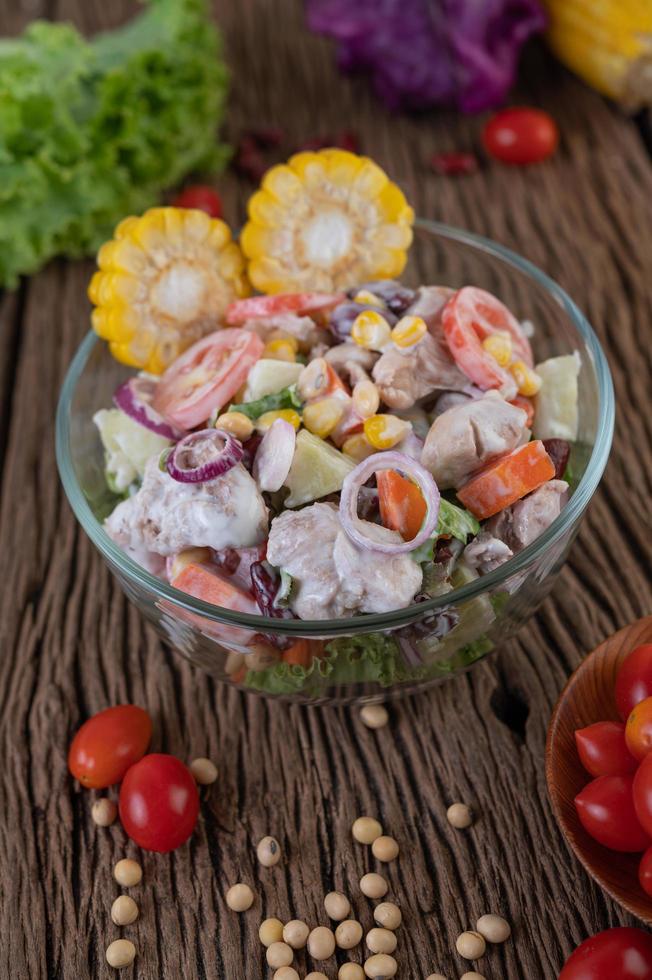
[0,0,229,288]
[93,408,172,493]
[377,469,426,541]
[244,359,304,401]
[171,562,258,615]
[231,384,302,420]
[533,354,580,441]
[253,419,297,491]
[284,430,356,507]
[166,428,244,483]
[436,499,481,543]
[483,107,559,165]
[241,149,414,293]
[456,440,555,519]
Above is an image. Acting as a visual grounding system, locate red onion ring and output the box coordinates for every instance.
[114,376,185,440]
[339,451,440,554]
[253,419,296,492]
[166,429,244,483]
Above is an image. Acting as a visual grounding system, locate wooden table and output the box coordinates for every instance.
[1,2,651,978]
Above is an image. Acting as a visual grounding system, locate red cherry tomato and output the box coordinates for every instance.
[559,927,652,980]
[483,107,558,165]
[119,754,199,852]
[574,774,651,852]
[640,846,652,898]
[225,291,345,326]
[441,286,533,392]
[575,721,637,777]
[153,328,264,429]
[634,754,652,838]
[616,645,652,720]
[172,185,223,218]
[68,705,152,789]
[627,698,652,761]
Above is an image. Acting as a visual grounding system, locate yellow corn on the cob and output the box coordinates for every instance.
[391,315,427,349]
[242,149,414,294]
[364,414,411,450]
[351,310,392,351]
[302,397,346,439]
[89,207,250,374]
[256,409,302,433]
[510,360,542,398]
[482,333,513,367]
[544,0,652,109]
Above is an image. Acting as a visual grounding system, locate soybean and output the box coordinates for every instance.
[364,953,397,978]
[360,873,388,899]
[352,816,383,845]
[365,928,397,954]
[113,859,142,888]
[308,926,336,960]
[266,942,293,968]
[324,890,351,921]
[259,918,284,946]
[371,836,399,862]
[335,919,363,950]
[456,931,486,960]
[257,836,282,868]
[373,903,401,931]
[91,798,117,827]
[105,940,136,969]
[283,920,309,949]
[226,883,254,912]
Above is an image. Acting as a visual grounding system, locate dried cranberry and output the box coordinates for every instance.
[335,130,359,152]
[351,280,416,315]
[241,434,263,472]
[430,151,479,176]
[232,137,268,182]
[296,135,331,152]
[247,126,284,148]
[328,301,397,341]
[213,548,241,575]
[543,439,571,480]
[295,130,359,153]
[250,562,295,621]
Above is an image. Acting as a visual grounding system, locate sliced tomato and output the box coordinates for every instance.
[377,470,426,541]
[153,329,264,429]
[442,287,533,391]
[225,291,345,326]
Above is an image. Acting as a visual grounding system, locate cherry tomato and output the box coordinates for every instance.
[225,291,344,326]
[559,927,652,980]
[483,107,558,166]
[172,185,223,218]
[640,846,652,898]
[574,774,651,852]
[627,698,652,761]
[153,328,264,429]
[119,754,199,852]
[68,705,152,789]
[575,721,637,777]
[616,645,652,720]
[634,754,652,838]
[441,286,533,391]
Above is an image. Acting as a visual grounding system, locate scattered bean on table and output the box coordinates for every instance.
[365,927,397,954]
[283,920,309,949]
[363,952,397,977]
[257,835,282,867]
[259,918,284,946]
[306,973,329,980]
[335,919,363,949]
[373,902,401,930]
[425,975,448,980]
[456,931,486,960]
[110,895,139,926]
[476,913,511,943]
[360,705,389,729]
[189,757,218,785]
[105,939,136,969]
[308,926,336,960]
[113,859,142,887]
[226,883,254,912]
[360,873,388,899]
[352,816,383,844]
[447,803,473,829]
[339,965,365,980]
[371,836,399,862]
[273,968,299,980]
[460,973,486,980]
[91,798,117,827]
[266,941,294,968]
[324,890,351,920]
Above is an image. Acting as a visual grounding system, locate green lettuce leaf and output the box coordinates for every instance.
[411,499,480,562]
[230,385,302,420]
[0,0,228,287]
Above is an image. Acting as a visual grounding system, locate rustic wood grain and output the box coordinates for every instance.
[0,1,651,978]
[547,616,652,927]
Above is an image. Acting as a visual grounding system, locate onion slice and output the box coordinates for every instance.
[253,419,296,492]
[166,428,244,483]
[114,376,185,440]
[339,451,440,554]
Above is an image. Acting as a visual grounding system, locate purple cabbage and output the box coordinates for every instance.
[305,0,547,113]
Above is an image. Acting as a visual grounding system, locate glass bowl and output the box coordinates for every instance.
[56,220,614,705]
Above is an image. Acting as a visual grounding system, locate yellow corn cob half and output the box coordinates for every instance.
[544,0,652,109]
[89,207,251,374]
[242,149,414,294]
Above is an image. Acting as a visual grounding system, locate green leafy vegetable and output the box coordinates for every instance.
[411,499,480,563]
[231,385,302,420]
[0,0,229,287]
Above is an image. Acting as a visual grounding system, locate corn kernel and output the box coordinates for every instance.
[268,330,299,352]
[352,290,385,309]
[351,311,392,352]
[363,414,411,450]
[263,339,296,362]
[342,433,376,462]
[510,360,542,397]
[215,411,254,441]
[352,380,380,419]
[256,409,302,433]
[482,332,513,367]
[391,315,427,349]
[302,397,346,439]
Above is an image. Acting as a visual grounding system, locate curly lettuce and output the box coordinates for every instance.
[0,0,228,286]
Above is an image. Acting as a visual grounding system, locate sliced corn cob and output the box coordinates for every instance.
[89,207,250,374]
[544,0,652,109]
[241,149,414,294]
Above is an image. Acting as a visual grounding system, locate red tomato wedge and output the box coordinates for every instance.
[456,440,555,520]
[225,292,345,325]
[442,287,533,392]
[377,470,427,541]
[152,329,264,429]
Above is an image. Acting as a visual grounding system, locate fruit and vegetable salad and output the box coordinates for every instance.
[89,149,580,630]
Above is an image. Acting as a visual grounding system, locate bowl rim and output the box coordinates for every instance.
[55,218,615,637]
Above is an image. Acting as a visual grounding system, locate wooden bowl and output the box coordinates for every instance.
[546,616,652,924]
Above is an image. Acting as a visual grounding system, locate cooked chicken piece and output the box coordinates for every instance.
[324,342,379,378]
[407,284,454,328]
[242,312,324,350]
[266,503,422,620]
[105,454,268,557]
[463,532,513,575]
[486,479,569,553]
[420,391,528,489]
[432,387,483,418]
